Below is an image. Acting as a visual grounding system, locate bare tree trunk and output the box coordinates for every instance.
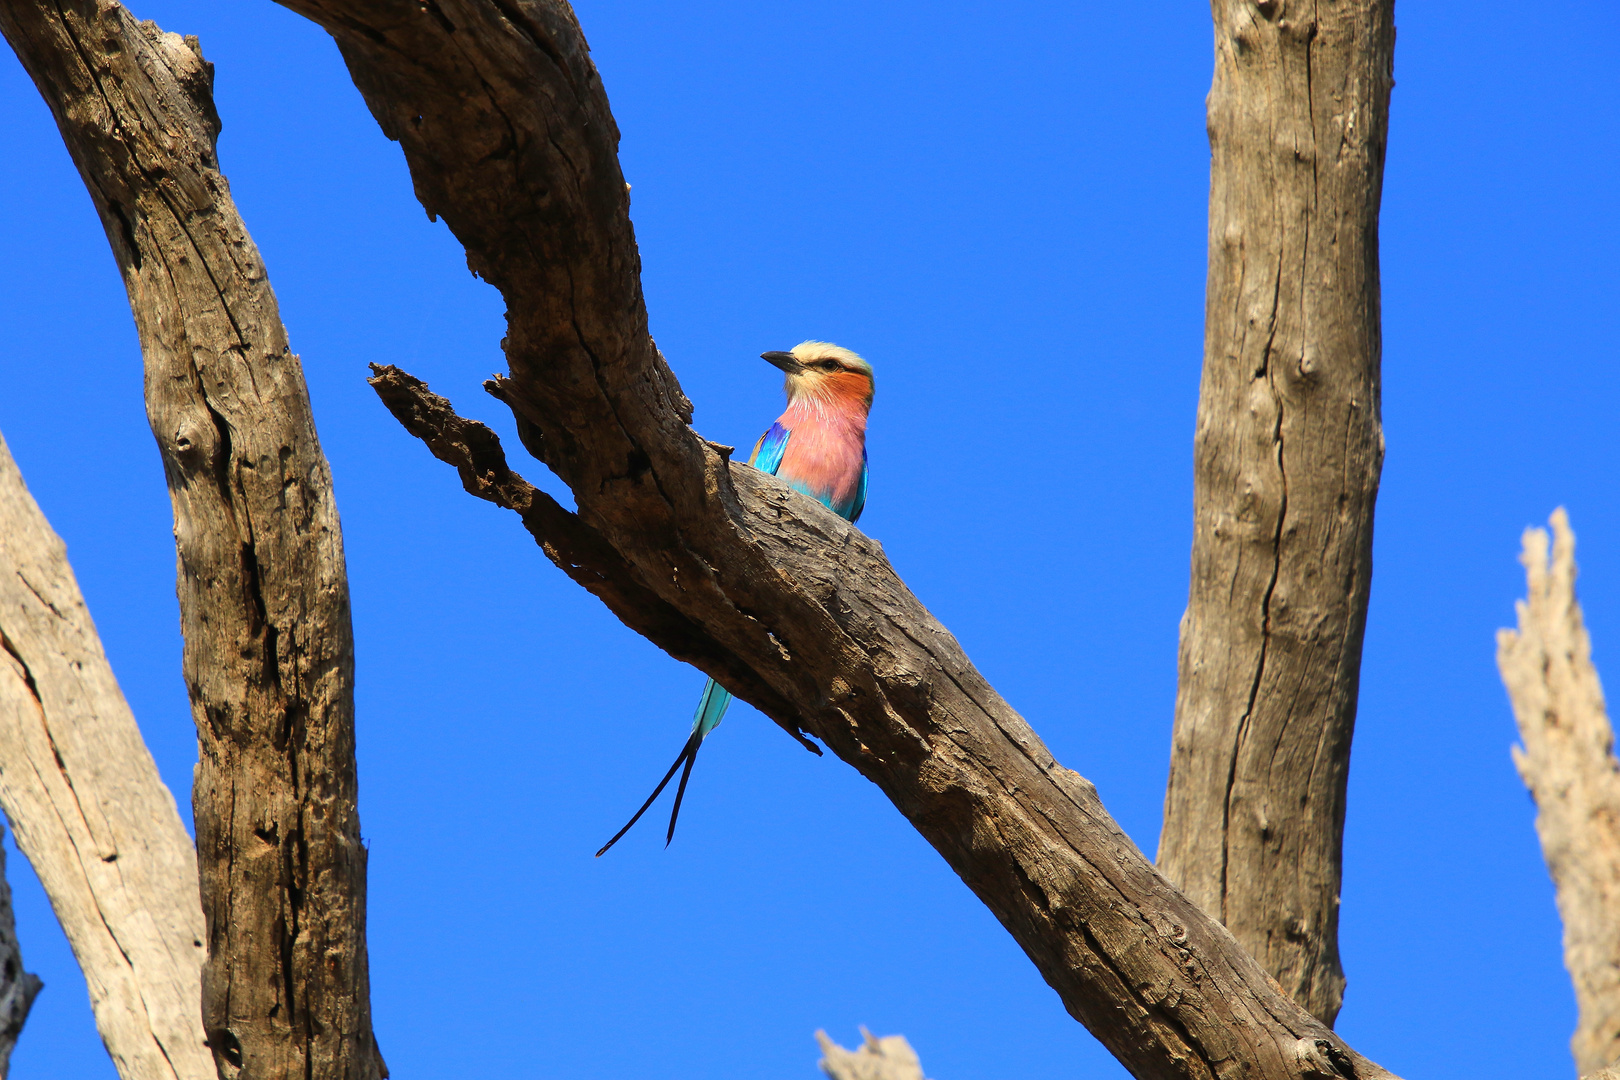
[0,826,42,1079]
[0,6,383,1079]
[0,430,209,1080]
[1499,509,1620,1078]
[1157,0,1393,1026]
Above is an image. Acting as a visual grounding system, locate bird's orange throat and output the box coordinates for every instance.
[791,370,874,418]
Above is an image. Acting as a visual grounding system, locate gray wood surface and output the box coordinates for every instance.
[0,5,383,1078]
[0,431,208,1080]
[1156,0,1394,1025]
[1500,510,1620,1077]
[298,0,1401,1071]
[367,366,1397,1080]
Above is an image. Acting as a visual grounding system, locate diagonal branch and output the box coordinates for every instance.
[363,356,1393,1080]
[366,364,814,748]
[269,0,1395,1075]
[1499,509,1620,1077]
[0,428,208,1080]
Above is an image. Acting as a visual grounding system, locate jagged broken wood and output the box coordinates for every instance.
[0,4,384,1078]
[815,1028,928,1080]
[0,430,210,1080]
[0,824,42,1079]
[1499,509,1620,1077]
[1158,0,1394,1027]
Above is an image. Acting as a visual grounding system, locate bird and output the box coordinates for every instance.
[596,341,875,856]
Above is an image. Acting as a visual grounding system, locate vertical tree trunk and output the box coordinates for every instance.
[0,429,210,1080]
[0,5,383,1078]
[1499,510,1620,1078]
[1158,0,1393,1026]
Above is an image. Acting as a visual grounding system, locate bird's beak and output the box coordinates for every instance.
[762,350,805,375]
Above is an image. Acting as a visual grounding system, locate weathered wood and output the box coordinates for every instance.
[1157,0,1394,1025]
[815,1029,928,1080]
[0,430,209,1080]
[367,366,1396,1080]
[278,0,1396,1072]
[0,825,42,1079]
[0,5,382,1078]
[1500,509,1620,1077]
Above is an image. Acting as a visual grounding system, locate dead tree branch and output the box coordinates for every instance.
[1157,0,1394,1027]
[0,4,383,1078]
[269,0,1404,1073]
[1499,509,1620,1077]
[0,430,208,1080]
[363,363,1394,1080]
[815,1028,929,1080]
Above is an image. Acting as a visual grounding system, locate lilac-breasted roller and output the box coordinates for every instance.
[596,341,875,855]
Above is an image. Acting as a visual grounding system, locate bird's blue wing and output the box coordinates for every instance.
[845,449,869,523]
[749,422,790,476]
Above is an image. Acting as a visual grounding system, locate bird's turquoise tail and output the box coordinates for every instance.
[595,678,732,857]
[691,678,732,738]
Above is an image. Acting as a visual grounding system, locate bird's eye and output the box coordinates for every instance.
[817,360,842,372]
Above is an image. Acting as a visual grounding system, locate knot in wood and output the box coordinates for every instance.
[1293,1037,1356,1078]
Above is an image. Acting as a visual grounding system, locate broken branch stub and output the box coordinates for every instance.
[1499,509,1620,1077]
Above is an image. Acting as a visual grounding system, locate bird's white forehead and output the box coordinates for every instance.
[789,340,873,376]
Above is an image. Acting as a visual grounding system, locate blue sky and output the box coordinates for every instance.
[1,2,1617,1077]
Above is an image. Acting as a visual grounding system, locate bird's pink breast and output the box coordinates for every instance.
[776,397,867,508]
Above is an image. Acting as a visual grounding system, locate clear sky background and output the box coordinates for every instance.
[1,2,1617,1078]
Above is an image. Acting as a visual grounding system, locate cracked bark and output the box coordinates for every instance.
[275,0,1404,1072]
[1499,510,1620,1078]
[0,5,382,1079]
[5,0,1408,1073]
[1157,0,1393,1026]
[364,366,1403,1079]
[0,428,209,1080]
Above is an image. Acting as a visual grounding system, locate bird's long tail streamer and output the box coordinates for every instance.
[595,730,701,857]
[595,679,733,856]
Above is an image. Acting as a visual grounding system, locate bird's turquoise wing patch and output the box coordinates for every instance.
[749,422,790,476]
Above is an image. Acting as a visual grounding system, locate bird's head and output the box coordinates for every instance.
[761,341,875,413]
